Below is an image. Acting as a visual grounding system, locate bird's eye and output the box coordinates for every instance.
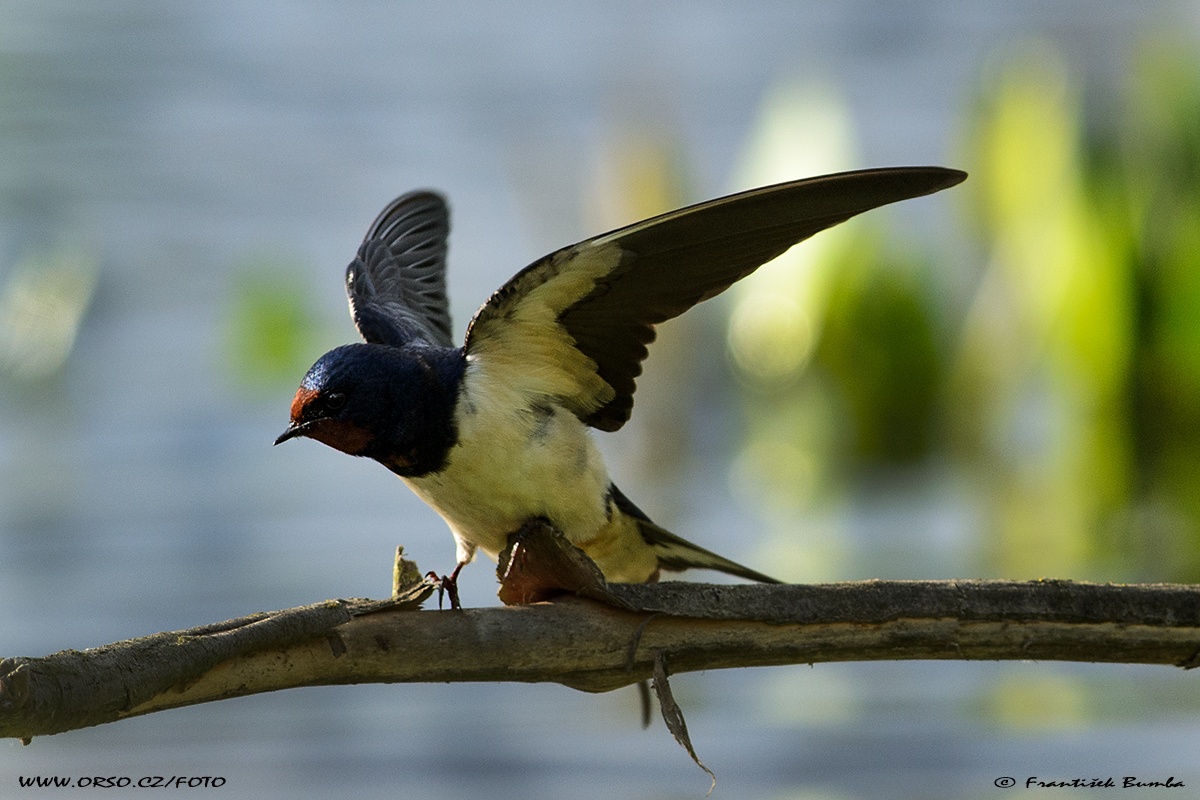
[324,392,347,412]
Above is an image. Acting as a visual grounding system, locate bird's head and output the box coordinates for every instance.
[275,344,383,456]
[275,343,464,476]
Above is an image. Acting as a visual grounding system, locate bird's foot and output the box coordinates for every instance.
[426,561,466,610]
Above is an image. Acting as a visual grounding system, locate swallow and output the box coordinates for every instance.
[276,166,966,599]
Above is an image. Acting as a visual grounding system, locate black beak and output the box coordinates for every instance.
[274,425,303,446]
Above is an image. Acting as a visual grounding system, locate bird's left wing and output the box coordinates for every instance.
[346,191,455,348]
[463,166,966,431]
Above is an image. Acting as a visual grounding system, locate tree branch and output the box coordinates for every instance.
[4,577,1200,742]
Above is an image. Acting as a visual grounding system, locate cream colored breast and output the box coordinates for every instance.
[404,359,614,561]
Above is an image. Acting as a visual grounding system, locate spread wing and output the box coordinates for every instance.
[463,166,967,432]
[345,191,454,348]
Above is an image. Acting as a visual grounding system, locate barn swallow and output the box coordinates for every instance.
[276,167,966,599]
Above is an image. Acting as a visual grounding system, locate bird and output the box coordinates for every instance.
[275,166,966,601]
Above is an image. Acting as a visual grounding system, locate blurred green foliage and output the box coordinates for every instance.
[952,45,1134,579]
[729,41,1200,583]
[725,81,952,581]
[1117,43,1200,576]
[223,257,324,393]
[954,41,1200,580]
[816,233,945,464]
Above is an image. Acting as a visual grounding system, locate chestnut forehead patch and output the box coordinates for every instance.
[290,386,321,421]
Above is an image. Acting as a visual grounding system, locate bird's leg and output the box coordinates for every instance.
[427,560,466,610]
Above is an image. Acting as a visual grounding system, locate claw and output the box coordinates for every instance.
[426,561,466,609]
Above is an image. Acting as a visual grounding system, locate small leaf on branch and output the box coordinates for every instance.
[653,651,716,794]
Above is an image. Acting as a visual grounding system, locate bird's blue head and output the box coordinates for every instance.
[275,343,465,477]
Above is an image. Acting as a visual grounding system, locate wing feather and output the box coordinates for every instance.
[464,166,967,430]
[346,191,454,347]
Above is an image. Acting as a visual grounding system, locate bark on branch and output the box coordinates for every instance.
[3,577,1200,742]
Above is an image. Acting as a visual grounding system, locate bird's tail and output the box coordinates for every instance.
[640,519,782,584]
[610,485,781,584]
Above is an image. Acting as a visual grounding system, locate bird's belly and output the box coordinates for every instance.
[403,402,614,562]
